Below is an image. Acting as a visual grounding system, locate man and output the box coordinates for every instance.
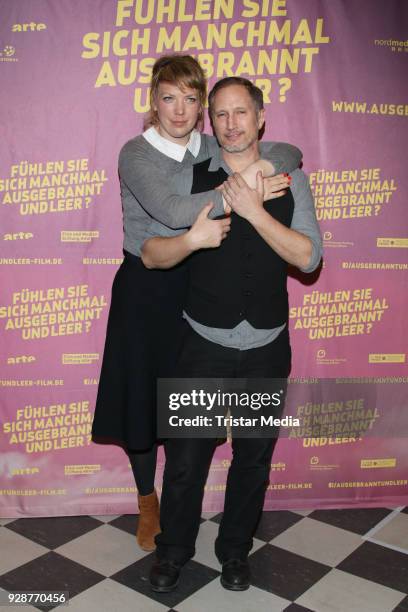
[142,77,322,592]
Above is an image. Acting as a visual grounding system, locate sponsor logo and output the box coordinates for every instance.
[377,238,408,248]
[322,231,354,249]
[310,454,339,471]
[64,464,101,475]
[62,353,99,365]
[61,230,99,243]
[361,458,396,469]
[369,354,406,363]
[374,38,408,53]
[316,349,346,366]
[0,44,18,62]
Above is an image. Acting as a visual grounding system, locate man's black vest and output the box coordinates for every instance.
[185,158,295,329]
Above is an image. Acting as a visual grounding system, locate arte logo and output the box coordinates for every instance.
[4,232,34,241]
[271,461,286,471]
[7,355,36,364]
[12,467,40,475]
[12,22,47,32]
[0,45,18,62]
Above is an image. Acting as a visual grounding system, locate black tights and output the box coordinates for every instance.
[127,443,158,496]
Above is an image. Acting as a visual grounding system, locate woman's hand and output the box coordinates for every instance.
[186,202,231,250]
[263,173,291,200]
[240,159,291,200]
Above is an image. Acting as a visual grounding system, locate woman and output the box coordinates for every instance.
[92,54,300,551]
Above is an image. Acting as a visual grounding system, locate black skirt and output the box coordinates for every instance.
[92,251,188,450]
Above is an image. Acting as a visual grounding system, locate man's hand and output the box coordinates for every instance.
[186,202,231,250]
[221,172,265,223]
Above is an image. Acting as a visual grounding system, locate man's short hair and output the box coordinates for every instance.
[208,77,264,117]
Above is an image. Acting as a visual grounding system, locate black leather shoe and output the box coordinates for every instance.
[149,559,181,592]
[220,559,250,591]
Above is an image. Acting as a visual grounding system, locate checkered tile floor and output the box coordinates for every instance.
[1,507,407,611]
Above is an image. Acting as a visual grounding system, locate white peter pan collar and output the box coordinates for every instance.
[143,127,201,162]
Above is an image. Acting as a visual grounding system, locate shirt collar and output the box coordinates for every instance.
[143,127,201,162]
[208,146,232,175]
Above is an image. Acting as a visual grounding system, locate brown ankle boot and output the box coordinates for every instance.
[136,490,161,551]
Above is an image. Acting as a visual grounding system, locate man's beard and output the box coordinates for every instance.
[221,133,257,154]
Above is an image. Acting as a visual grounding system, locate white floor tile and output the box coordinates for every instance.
[177,578,291,612]
[290,509,314,516]
[66,579,168,612]
[296,568,406,612]
[366,512,408,552]
[271,517,363,566]
[55,524,148,576]
[202,511,222,520]
[0,529,48,574]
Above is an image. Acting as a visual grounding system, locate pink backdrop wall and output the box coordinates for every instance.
[1,0,407,517]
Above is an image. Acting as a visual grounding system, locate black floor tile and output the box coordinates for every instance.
[401,507,408,515]
[254,511,304,542]
[308,507,392,535]
[209,512,223,524]
[5,516,103,549]
[0,552,105,611]
[394,595,408,611]
[1,508,406,611]
[248,543,331,600]
[109,513,205,537]
[108,514,138,536]
[111,553,219,608]
[338,541,408,593]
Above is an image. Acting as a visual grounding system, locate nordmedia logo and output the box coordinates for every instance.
[0,45,18,62]
[374,38,408,54]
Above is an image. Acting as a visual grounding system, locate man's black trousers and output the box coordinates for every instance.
[155,324,291,565]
